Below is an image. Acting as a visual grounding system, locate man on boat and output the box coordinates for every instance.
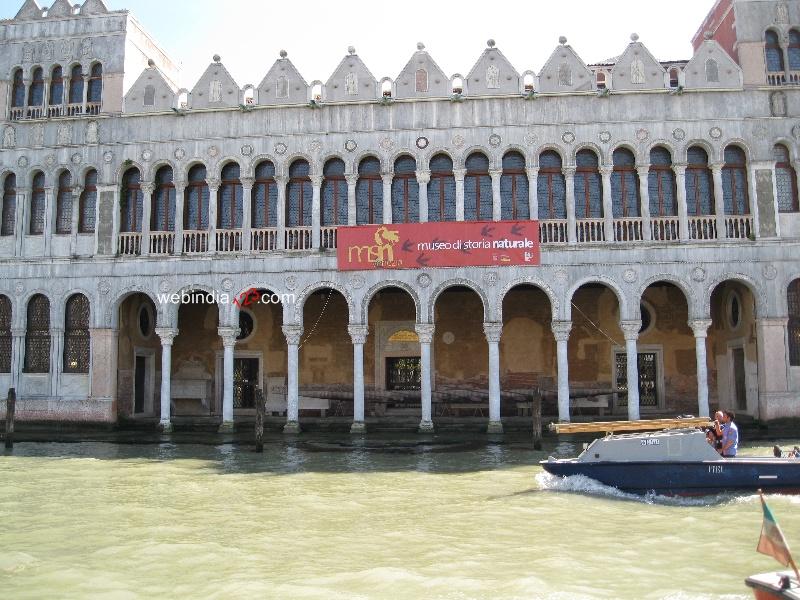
[718,411,738,458]
[706,410,724,450]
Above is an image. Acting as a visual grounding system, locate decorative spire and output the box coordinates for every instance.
[559,36,568,45]
[630,33,640,42]
[347,46,356,55]
[279,49,288,58]
[417,42,425,51]
[487,39,496,48]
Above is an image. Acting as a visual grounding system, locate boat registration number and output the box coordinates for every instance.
[640,439,660,446]
[708,465,723,474]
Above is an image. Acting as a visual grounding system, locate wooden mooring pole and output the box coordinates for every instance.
[254,387,265,453]
[531,389,542,451]
[5,388,16,450]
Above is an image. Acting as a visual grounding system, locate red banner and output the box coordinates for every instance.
[337,221,540,271]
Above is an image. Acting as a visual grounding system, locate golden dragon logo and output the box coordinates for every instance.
[348,226,400,265]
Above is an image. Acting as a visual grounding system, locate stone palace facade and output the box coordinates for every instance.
[0,0,798,433]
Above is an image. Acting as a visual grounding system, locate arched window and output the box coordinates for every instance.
[69,65,84,104]
[611,148,640,218]
[574,150,602,219]
[722,146,749,215]
[685,147,714,215]
[648,147,677,217]
[28,67,44,106]
[87,63,102,104]
[253,161,277,228]
[415,69,428,93]
[152,166,175,231]
[218,163,242,229]
[356,157,382,225]
[2,174,16,236]
[11,69,25,108]
[428,154,456,222]
[774,144,798,213]
[789,279,800,366]
[50,66,64,106]
[537,151,566,219]
[30,172,46,235]
[286,160,312,227]
[24,294,50,374]
[790,29,800,71]
[391,156,419,223]
[143,85,155,107]
[765,30,785,72]
[500,151,529,221]
[63,294,90,374]
[55,171,73,234]
[321,158,347,226]
[464,153,492,221]
[79,169,97,233]
[120,168,143,232]
[0,296,11,373]
[185,165,209,230]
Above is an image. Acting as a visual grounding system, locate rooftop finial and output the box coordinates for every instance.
[487,39,496,48]
[347,45,356,55]
[213,54,221,63]
[417,42,425,51]
[630,33,640,42]
[558,36,567,45]
[147,58,155,68]
[703,31,713,40]
[279,49,288,58]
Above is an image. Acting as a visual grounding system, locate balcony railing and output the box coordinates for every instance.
[614,218,643,242]
[576,219,605,243]
[66,103,84,117]
[725,215,753,240]
[539,220,568,244]
[118,232,142,256]
[320,226,338,249]
[285,227,312,250]
[251,228,278,251]
[768,71,800,86]
[149,232,174,255]
[688,216,717,241]
[9,107,25,121]
[650,216,680,242]
[216,229,243,252]
[183,230,209,254]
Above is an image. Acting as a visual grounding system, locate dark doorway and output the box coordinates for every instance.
[732,347,747,411]
[234,358,259,408]
[134,355,146,414]
[386,357,421,391]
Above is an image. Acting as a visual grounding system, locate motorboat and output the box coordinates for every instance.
[540,419,800,496]
[746,572,800,599]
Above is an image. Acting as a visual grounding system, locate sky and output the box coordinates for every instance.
[2,0,717,88]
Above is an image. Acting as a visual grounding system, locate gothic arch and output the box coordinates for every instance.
[360,280,422,324]
[283,153,317,178]
[294,281,355,326]
[423,148,457,171]
[499,144,532,167]
[428,278,490,324]
[461,145,496,170]
[683,139,717,164]
[114,159,146,184]
[573,142,605,165]
[533,144,567,166]
[106,286,161,329]
[353,151,385,173]
[19,289,54,329]
[566,276,631,321]
[214,157,243,180]
[145,159,177,182]
[247,154,280,179]
[703,272,767,318]
[609,141,642,165]
[636,274,699,320]
[497,278,558,323]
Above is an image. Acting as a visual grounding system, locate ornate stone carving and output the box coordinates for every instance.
[599,131,612,143]
[414,323,435,344]
[274,142,288,155]
[207,146,219,157]
[752,125,769,140]
[452,134,465,148]
[159,279,172,293]
[416,273,432,288]
[379,138,395,152]
[14,282,25,296]
[71,153,82,165]
[282,325,303,345]
[155,327,177,345]
[80,38,93,57]
[524,133,537,146]
[221,278,234,292]
[56,124,71,146]
[551,320,572,341]
[141,150,153,162]
[45,154,57,168]
[709,127,723,139]
[416,136,429,149]
[770,91,788,117]
[98,279,112,295]
[672,128,686,141]
[103,151,114,163]
[558,63,572,86]
[631,58,646,85]
[345,72,358,95]
[218,326,239,347]
[554,269,569,285]
[763,264,778,281]
[489,134,502,148]
[620,320,642,340]
[209,79,222,103]
[348,274,365,290]
[174,148,186,160]
[285,275,298,290]
[623,268,638,284]
[793,124,800,140]
[561,131,575,144]
[17,156,28,168]
[3,126,16,149]
[86,121,99,145]
[777,2,789,24]
[32,124,45,147]
[483,272,498,287]
[689,319,713,338]
[486,65,500,89]
[691,267,707,282]
[241,144,253,156]
[636,128,649,142]
[483,322,503,343]
[348,324,369,344]
[344,139,358,152]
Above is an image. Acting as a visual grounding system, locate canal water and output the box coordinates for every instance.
[1,436,798,599]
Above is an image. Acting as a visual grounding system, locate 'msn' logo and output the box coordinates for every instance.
[348,226,400,264]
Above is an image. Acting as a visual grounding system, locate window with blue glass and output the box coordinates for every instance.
[11,69,25,108]
[722,146,749,215]
[218,163,242,229]
[87,63,102,103]
[30,172,46,235]
[2,175,16,236]
[500,151,528,220]
[774,144,798,213]
[765,30,785,72]
[685,147,714,215]
[55,171,72,234]
[69,65,84,104]
[789,30,800,71]
[464,153,492,221]
[50,66,64,106]
[428,154,456,222]
[789,279,800,366]
[391,156,419,223]
[120,168,143,232]
[185,165,209,230]
[152,166,176,231]
[79,170,97,233]
[287,160,312,227]
[356,157,382,225]
[574,150,603,219]
[537,151,566,219]
[253,161,277,228]
[648,147,677,217]
[611,148,640,218]
[28,67,44,107]
[322,158,347,226]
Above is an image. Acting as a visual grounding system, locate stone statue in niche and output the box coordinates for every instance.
[345,72,358,95]
[3,126,16,149]
[415,68,428,92]
[558,63,572,86]
[276,76,288,98]
[57,124,71,146]
[486,65,500,89]
[61,40,73,60]
[705,58,719,83]
[209,79,222,103]
[777,2,789,24]
[32,124,45,147]
[771,91,787,117]
[81,38,93,57]
[630,58,645,84]
[86,121,99,144]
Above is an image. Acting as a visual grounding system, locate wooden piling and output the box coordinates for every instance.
[531,389,542,451]
[5,388,16,450]
[255,387,265,453]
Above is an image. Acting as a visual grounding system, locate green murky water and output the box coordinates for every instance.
[1,438,798,599]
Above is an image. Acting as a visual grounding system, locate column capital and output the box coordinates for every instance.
[72,185,84,197]
[483,322,503,343]
[415,170,431,185]
[598,166,613,177]
[636,166,650,177]
[562,166,576,177]
[207,178,220,190]
[550,320,572,341]
[173,180,187,193]
[240,176,254,189]
[11,327,26,338]
[310,175,323,187]
[345,173,359,186]
[415,323,435,343]
[689,319,712,337]
[710,163,723,174]
[489,168,503,180]
[218,326,239,347]
[525,167,539,178]
[348,324,369,344]
[620,320,642,340]
[452,168,466,181]
[50,326,64,334]
[381,173,394,185]
[672,163,687,176]
[155,327,178,345]
[275,174,288,185]
[282,324,304,345]
[756,316,790,327]
[139,181,155,196]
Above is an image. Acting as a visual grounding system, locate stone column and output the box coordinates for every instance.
[620,320,642,421]
[218,326,238,432]
[564,167,576,244]
[711,164,727,240]
[275,175,287,250]
[415,323,435,433]
[311,174,322,249]
[42,186,53,255]
[689,319,712,418]
[155,327,176,432]
[381,173,393,224]
[348,324,368,433]
[489,169,502,221]
[10,327,25,391]
[282,325,303,434]
[241,176,253,252]
[50,326,64,397]
[526,167,539,220]
[673,164,689,241]
[14,188,26,257]
[140,182,153,256]
[43,79,50,116]
[70,184,82,254]
[551,321,572,422]
[637,166,652,241]
[453,168,466,221]
[600,167,614,242]
[346,173,358,226]
[484,322,503,434]
[173,181,185,255]
[207,178,219,252]
[416,171,430,223]
[81,73,89,113]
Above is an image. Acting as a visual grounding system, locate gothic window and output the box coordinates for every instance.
[79,169,97,233]
[464,152,492,221]
[0,296,11,373]
[2,174,16,236]
[774,144,798,212]
[30,172,46,235]
[789,279,800,366]
[321,158,347,226]
[50,66,64,106]
[253,161,277,228]
[765,30,785,72]
[286,160,312,227]
[28,67,44,106]
[686,146,714,215]
[574,150,602,219]
[500,151,528,220]
[120,168,143,232]
[415,69,428,93]
[152,166,175,231]
[87,63,102,104]
[790,29,800,71]
[143,85,155,107]
[705,59,719,83]
[428,154,456,222]
[218,162,243,229]
[648,147,677,217]
[537,151,566,219]
[55,170,73,234]
[722,146,749,215]
[356,157,382,225]
[611,148,640,218]
[391,156,419,223]
[69,65,84,104]
[185,165,209,230]
[24,294,50,374]
[63,294,90,374]
[11,69,25,108]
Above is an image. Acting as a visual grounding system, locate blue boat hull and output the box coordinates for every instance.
[540,459,800,496]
